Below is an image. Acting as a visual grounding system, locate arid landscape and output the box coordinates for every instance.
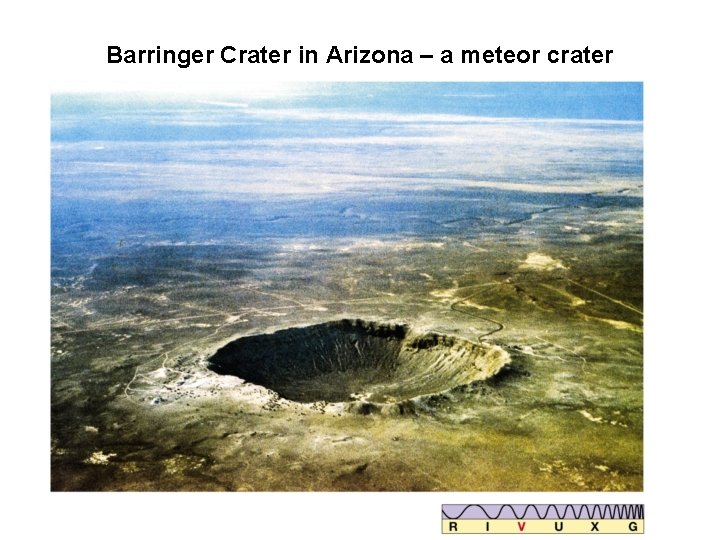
[51,83,643,491]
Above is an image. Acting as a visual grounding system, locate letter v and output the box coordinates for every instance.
[518,521,526,531]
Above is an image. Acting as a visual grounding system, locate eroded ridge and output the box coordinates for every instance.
[207,319,511,407]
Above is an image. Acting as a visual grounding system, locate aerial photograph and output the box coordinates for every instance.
[51,82,643,491]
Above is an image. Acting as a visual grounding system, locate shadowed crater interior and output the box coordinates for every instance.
[207,319,511,405]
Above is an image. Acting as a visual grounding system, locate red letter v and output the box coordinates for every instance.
[518,521,526,531]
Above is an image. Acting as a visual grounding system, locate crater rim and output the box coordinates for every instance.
[206,318,511,410]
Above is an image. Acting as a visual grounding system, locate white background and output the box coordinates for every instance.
[2,1,716,538]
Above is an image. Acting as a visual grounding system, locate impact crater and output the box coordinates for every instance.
[207,319,511,407]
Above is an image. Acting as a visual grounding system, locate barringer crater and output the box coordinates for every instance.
[207,319,511,409]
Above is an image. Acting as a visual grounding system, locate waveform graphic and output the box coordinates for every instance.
[441,504,644,520]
